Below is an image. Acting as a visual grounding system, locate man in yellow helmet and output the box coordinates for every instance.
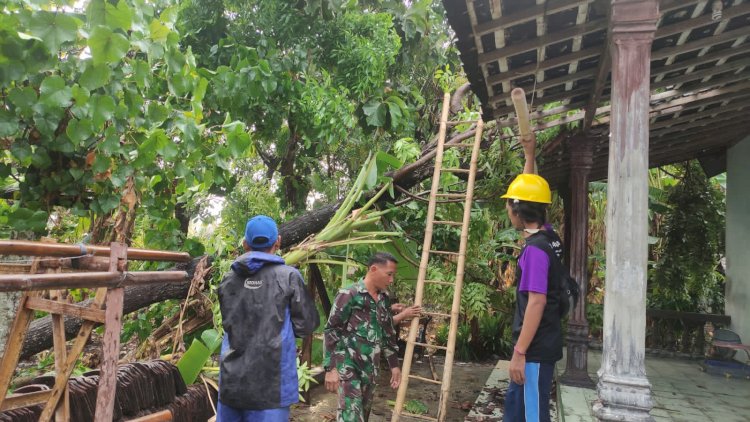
[501,134,565,422]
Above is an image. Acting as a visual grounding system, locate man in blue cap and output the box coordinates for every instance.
[217,215,320,422]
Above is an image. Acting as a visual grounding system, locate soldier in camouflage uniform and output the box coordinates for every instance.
[323,252,408,422]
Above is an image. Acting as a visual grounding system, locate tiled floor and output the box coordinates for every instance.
[558,351,750,421]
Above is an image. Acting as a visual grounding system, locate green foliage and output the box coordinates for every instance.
[318,12,401,98]
[121,300,179,343]
[176,328,222,384]
[1,0,252,249]
[650,161,725,312]
[461,283,492,321]
[405,399,428,415]
[296,357,318,402]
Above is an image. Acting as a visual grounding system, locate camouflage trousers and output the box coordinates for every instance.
[337,365,377,422]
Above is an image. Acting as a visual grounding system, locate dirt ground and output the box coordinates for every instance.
[290,358,496,422]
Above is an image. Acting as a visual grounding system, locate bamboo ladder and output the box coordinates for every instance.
[391,92,484,422]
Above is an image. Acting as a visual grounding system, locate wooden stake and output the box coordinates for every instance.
[50,268,71,421]
[94,242,127,421]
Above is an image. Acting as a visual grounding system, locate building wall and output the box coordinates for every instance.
[726,135,750,345]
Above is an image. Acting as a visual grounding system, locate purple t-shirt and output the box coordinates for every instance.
[518,245,550,294]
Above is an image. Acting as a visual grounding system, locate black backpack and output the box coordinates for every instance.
[526,231,581,317]
[558,269,580,318]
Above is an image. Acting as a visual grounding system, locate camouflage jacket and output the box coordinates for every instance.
[323,280,400,372]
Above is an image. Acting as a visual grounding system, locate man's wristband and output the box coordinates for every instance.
[513,345,526,356]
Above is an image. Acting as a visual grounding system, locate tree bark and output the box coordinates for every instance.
[20,257,208,359]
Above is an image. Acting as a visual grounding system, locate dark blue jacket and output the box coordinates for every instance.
[218,252,319,410]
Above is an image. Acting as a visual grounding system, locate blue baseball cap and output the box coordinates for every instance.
[244,215,279,249]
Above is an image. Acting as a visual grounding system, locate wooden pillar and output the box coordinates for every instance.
[593,1,658,421]
[561,136,595,388]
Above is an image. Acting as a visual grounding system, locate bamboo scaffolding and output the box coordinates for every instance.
[0,240,191,262]
[0,240,194,419]
[0,270,188,292]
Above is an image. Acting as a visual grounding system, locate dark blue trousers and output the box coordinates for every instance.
[503,362,554,422]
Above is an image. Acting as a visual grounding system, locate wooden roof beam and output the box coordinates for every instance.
[474,0,596,36]
[582,2,612,131]
[497,101,588,127]
[650,43,750,84]
[650,107,747,134]
[478,17,608,65]
[488,68,597,104]
[649,86,750,114]
[654,1,750,40]
[485,45,602,86]
[565,2,593,94]
[652,58,750,90]
[491,85,592,111]
[651,26,750,61]
[594,88,750,126]
[653,1,708,85]
[674,0,745,94]
[491,37,750,107]
[652,122,747,145]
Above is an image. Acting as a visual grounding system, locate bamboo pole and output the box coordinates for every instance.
[392,93,452,421]
[437,120,483,421]
[0,271,188,292]
[0,240,191,262]
[128,410,173,421]
[511,87,531,137]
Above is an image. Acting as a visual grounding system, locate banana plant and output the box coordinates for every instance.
[283,154,401,267]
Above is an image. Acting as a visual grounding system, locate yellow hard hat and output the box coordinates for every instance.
[501,174,552,204]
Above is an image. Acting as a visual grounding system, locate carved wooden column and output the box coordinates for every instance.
[593,1,658,421]
[561,135,595,388]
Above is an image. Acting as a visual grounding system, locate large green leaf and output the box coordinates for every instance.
[146,102,169,126]
[0,109,17,137]
[363,100,387,127]
[87,0,133,31]
[149,19,170,43]
[39,75,72,109]
[90,94,116,128]
[28,11,80,53]
[66,118,94,144]
[88,25,130,65]
[79,62,112,90]
[8,87,37,116]
[226,125,251,158]
[176,338,211,385]
[200,329,223,353]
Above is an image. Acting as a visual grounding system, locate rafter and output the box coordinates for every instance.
[478,17,608,65]
[474,0,595,36]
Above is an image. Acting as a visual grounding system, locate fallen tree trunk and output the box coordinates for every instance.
[20,258,208,359]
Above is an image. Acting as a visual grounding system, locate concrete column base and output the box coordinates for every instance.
[593,373,654,421]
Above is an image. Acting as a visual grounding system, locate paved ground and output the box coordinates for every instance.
[558,351,750,421]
